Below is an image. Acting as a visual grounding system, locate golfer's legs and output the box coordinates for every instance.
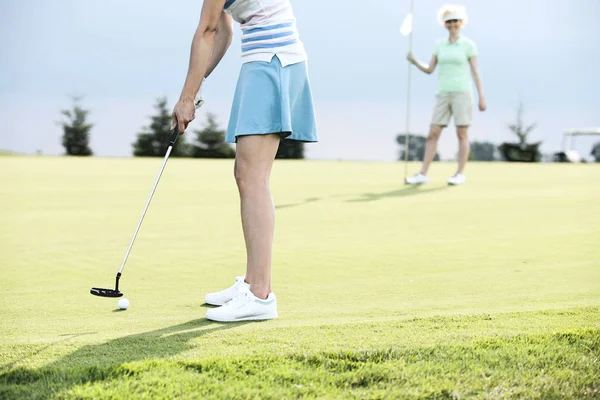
[421,125,443,175]
[451,91,473,174]
[422,94,450,174]
[234,134,281,300]
[456,126,469,174]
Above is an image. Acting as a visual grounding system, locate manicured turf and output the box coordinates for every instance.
[1,157,599,398]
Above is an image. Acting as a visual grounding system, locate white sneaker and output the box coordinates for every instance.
[204,276,248,306]
[448,173,466,185]
[405,173,429,185]
[205,285,278,322]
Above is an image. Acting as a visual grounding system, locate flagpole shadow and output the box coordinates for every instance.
[346,185,451,203]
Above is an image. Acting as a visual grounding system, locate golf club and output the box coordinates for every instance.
[90,126,181,298]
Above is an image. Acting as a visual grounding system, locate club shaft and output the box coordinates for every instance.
[117,129,179,274]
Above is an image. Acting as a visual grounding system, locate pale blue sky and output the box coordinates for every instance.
[1,0,599,161]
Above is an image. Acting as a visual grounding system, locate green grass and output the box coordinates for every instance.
[1,157,599,399]
[0,150,22,157]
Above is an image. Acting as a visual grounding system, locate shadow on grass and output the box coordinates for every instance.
[0,318,248,398]
[276,185,453,210]
[0,332,98,373]
[346,185,451,203]
[275,197,321,210]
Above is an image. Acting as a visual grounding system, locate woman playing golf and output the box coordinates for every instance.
[405,4,486,185]
[171,0,317,322]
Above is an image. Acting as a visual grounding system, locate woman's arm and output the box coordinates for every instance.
[408,53,437,75]
[469,56,486,111]
[205,12,233,78]
[172,0,227,132]
[178,0,227,103]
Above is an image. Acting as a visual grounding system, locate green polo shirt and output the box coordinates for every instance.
[433,36,477,92]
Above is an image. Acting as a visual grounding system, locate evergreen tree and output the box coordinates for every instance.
[132,97,190,157]
[60,96,93,156]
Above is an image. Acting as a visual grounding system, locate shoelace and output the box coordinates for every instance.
[218,279,245,297]
[224,290,252,308]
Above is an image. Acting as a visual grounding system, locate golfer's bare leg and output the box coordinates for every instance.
[234,134,280,300]
[421,125,443,175]
[456,126,469,174]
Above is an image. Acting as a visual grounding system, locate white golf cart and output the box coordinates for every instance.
[554,127,600,162]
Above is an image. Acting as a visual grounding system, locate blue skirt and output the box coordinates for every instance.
[225,55,318,143]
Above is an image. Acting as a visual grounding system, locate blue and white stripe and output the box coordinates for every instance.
[223,0,307,66]
[241,22,298,53]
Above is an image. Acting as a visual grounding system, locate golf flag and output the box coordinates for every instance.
[400,13,413,36]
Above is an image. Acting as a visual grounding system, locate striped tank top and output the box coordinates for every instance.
[223,0,307,66]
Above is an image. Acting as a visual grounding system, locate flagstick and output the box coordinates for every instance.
[404,0,415,181]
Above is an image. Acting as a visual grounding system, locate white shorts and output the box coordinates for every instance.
[431,91,473,127]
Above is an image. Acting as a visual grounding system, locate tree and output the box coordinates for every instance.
[191,113,235,158]
[276,138,304,159]
[396,134,439,162]
[469,141,498,161]
[591,142,600,162]
[132,97,190,157]
[508,102,538,149]
[60,96,93,156]
[499,102,541,162]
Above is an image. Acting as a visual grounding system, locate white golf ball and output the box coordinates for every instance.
[118,298,129,310]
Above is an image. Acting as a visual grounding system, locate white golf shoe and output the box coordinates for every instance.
[205,285,278,322]
[447,173,466,185]
[405,173,429,185]
[204,276,249,306]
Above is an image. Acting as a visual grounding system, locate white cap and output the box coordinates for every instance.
[437,4,468,26]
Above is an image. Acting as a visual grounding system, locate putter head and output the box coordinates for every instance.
[91,273,123,298]
[90,287,123,298]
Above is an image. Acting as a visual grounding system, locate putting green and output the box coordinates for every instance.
[1,157,598,399]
